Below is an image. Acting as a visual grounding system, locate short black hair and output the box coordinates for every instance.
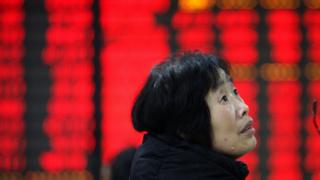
[131,51,230,148]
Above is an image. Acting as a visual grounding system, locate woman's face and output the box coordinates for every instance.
[206,69,256,158]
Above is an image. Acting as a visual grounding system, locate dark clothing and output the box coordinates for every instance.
[130,133,249,180]
[111,147,136,180]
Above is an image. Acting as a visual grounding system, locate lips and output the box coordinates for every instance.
[240,120,253,134]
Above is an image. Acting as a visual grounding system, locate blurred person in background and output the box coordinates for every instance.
[101,147,136,180]
[130,51,256,180]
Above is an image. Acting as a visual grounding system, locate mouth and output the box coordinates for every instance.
[240,120,253,134]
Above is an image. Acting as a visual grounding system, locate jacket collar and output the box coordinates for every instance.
[144,133,249,179]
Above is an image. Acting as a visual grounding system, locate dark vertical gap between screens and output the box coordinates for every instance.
[256,6,270,180]
[90,0,102,179]
[212,7,221,59]
[23,0,50,172]
[298,6,312,180]
[156,0,178,53]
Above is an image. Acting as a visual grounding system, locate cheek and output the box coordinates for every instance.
[212,131,240,153]
[210,108,238,140]
[212,109,237,132]
[215,104,234,119]
[209,103,239,148]
[217,132,238,143]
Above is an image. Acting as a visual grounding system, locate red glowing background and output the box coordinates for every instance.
[0,0,320,179]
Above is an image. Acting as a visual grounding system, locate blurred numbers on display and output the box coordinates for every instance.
[40,0,95,172]
[0,0,26,172]
[100,0,170,162]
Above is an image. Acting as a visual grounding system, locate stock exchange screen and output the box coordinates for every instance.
[1,0,320,179]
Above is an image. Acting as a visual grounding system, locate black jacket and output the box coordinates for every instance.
[130,133,249,180]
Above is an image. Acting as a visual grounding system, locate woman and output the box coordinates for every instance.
[130,52,257,180]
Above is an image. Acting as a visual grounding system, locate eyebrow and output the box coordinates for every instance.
[229,76,234,82]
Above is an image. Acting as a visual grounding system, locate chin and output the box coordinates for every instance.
[243,136,257,153]
[246,135,257,148]
[233,137,257,158]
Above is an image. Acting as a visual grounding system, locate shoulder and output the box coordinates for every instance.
[130,134,170,180]
[130,134,242,180]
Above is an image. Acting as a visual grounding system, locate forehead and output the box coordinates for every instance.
[217,68,233,87]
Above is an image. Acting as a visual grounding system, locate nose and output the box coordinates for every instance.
[237,100,249,118]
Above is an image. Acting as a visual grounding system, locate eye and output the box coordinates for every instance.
[221,95,228,102]
[233,88,238,95]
